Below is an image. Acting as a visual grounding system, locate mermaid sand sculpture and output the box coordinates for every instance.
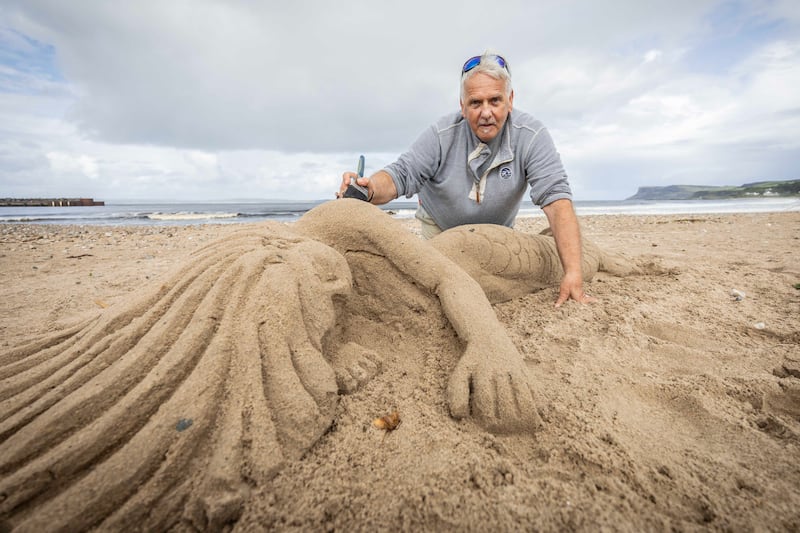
[0,200,637,531]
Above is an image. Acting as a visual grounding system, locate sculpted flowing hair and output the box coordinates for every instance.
[460,50,513,100]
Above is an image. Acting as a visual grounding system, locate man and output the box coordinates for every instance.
[337,51,592,307]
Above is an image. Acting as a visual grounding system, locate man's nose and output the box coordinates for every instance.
[480,103,492,117]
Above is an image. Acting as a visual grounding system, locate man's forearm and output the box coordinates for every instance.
[367,170,398,205]
[542,199,583,276]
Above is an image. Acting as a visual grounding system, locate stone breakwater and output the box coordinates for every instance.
[0,198,105,207]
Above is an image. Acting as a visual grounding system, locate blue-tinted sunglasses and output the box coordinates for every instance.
[462,54,509,74]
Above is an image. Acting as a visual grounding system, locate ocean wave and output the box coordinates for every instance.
[3,198,796,227]
[0,216,47,223]
[0,212,151,223]
[147,212,240,221]
[238,211,306,219]
[384,208,416,219]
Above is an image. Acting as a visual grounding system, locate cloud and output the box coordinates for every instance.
[643,50,663,63]
[4,0,729,153]
[0,0,798,201]
[46,151,98,178]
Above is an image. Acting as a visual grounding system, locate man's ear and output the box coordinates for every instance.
[459,99,465,118]
[508,90,514,110]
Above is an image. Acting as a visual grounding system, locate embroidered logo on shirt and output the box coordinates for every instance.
[500,166,512,179]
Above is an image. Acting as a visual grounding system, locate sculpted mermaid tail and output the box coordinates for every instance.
[429,223,641,303]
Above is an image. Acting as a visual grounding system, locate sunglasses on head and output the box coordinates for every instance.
[462,54,508,74]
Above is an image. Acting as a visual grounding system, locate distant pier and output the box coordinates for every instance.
[0,198,105,207]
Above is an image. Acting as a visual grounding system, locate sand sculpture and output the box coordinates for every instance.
[0,200,637,531]
[428,223,640,304]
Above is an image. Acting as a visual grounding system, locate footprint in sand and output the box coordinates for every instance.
[635,321,721,376]
[759,352,800,441]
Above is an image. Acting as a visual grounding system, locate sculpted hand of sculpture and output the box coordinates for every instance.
[447,334,541,432]
[0,199,638,531]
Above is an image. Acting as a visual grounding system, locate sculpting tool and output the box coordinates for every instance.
[342,155,369,201]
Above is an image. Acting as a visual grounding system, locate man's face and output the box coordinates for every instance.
[460,72,514,143]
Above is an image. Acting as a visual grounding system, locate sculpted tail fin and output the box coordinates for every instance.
[597,250,643,276]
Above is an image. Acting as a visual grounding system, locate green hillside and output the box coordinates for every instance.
[627,179,800,200]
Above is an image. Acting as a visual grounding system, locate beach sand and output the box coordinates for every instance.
[1,209,799,531]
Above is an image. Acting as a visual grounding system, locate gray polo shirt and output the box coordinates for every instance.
[385,109,572,230]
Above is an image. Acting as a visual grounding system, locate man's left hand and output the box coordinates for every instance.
[554,270,595,307]
[542,199,594,308]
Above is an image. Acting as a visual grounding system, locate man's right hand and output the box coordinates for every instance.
[336,170,398,205]
[337,172,371,199]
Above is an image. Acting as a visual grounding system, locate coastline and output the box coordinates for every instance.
[1,196,798,226]
[1,211,799,530]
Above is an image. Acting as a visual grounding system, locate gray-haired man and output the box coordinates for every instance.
[338,51,592,307]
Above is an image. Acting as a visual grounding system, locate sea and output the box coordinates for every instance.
[1,197,798,226]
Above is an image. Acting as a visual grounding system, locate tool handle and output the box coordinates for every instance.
[356,155,365,178]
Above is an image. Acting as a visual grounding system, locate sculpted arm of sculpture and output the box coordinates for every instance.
[542,198,595,307]
[434,273,542,433]
[338,170,398,205]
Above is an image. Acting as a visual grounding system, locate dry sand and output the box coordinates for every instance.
[1,207,799,531]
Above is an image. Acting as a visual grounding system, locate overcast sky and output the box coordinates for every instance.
[1,0,798,202]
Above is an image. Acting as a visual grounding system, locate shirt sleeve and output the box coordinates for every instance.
[524,127,573,207]
[383,124,442,198]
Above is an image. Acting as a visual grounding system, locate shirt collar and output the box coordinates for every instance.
[465,113,514,180]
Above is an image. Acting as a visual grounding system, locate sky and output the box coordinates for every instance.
[0,0,798,202]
